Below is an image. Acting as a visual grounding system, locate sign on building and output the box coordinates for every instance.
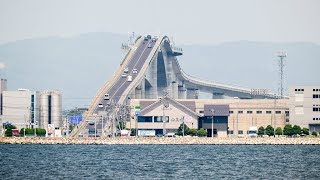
[48,124,55,135]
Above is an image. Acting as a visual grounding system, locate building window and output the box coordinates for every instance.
[295,88,304,92]
[238,111,243,114]
[313,94,319,98]
[313,118,315,120]
[285,111,289,116]
[313,108,319,112]
[199,110,204,113]
[266,111,272,114]
[247,111,252,114]
[238,130,243,134]
[228,130,234,135]
[137,116,153,123]
[154,116,169,122]
[286,119,290,123]
[256,111,262,114]
[275,111,281,114]
[229,111,233,114]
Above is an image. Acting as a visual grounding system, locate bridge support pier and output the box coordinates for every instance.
[187,89,199,99]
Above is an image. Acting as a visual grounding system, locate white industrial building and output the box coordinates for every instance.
[1,88,62,134]
[2,89,40,130]
[289,85,320,132]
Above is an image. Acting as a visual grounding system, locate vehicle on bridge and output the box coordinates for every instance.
[147,35,152,39]
[127,75,132,82]
[152,38,157,42]
[148,44,152,48]
[124,67,129,73]
[121,73,127,77]
[98,103,103,108]
[132,68,138,74]
[104,94,110,100]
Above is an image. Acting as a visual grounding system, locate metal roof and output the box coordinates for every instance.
[204,104,230,116]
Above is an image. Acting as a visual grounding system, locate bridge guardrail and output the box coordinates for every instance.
[71,36,142,137]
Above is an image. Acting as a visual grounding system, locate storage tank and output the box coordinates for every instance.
[40,91,49,129]
[39,90,62,129]
[51,91,62,128]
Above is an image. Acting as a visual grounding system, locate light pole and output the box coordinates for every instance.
[210,109,215,138]
[161,90,169,136]
[182,116,185,137]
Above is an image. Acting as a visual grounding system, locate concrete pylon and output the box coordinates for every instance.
[187,89,199,99]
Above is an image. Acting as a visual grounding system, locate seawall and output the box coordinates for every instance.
[1,137,320,145]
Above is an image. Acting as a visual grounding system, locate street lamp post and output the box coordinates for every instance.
[182,116,185,137]
[210,109,215,138]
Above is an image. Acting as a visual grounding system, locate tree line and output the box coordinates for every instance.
[4,124,46,137]
[258,124,318,137]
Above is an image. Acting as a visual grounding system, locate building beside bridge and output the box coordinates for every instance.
[129,97,289,137]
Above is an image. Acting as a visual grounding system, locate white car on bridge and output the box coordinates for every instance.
[132,68,138,74]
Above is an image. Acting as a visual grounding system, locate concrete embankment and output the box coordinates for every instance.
[1,137,320,145]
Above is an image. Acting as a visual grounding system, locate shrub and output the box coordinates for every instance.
[187,128,197,136]
[292,125,302,135]
[258,126,265,136]
[302,128,309,135]
[283,124,294,136]
[5,128,13,136]
[177,123,190,136]
[311,132,318,136]
[275,127,283,135]
[196,128,207,137]
[265,125,274,136]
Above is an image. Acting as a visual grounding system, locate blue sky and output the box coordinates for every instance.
[0,0,319,45]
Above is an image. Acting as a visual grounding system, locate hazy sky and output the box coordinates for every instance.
[1,0,320,45]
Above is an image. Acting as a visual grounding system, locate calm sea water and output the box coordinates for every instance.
[0,145,319,179]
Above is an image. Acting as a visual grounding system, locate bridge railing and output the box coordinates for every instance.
[174,58,279,98]
[71,36,142,137]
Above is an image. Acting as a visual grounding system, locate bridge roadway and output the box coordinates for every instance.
[81,38,158,137]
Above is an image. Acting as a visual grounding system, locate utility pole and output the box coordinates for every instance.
[161,90,169,136]
[210,109,215,138]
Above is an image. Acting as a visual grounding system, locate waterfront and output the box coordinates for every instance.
[1,137,320,145]
[0,144,319,179]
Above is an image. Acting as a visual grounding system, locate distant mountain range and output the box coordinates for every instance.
[0,32,319,108]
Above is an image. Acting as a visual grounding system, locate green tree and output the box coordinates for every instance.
[5,128,13,136]
[275,127,283,135]
[258,126,265,136]
[36,128,46,136]
[283,124,294,136]
[311,131,318,136]
[196,128,207,137]
[187,128,197,136]
[265,125,274,136]
[292,125,302,135]
[176,123,190,136]
[4,124,17,136]
[301,128,309,135]
[116,122,126,130]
